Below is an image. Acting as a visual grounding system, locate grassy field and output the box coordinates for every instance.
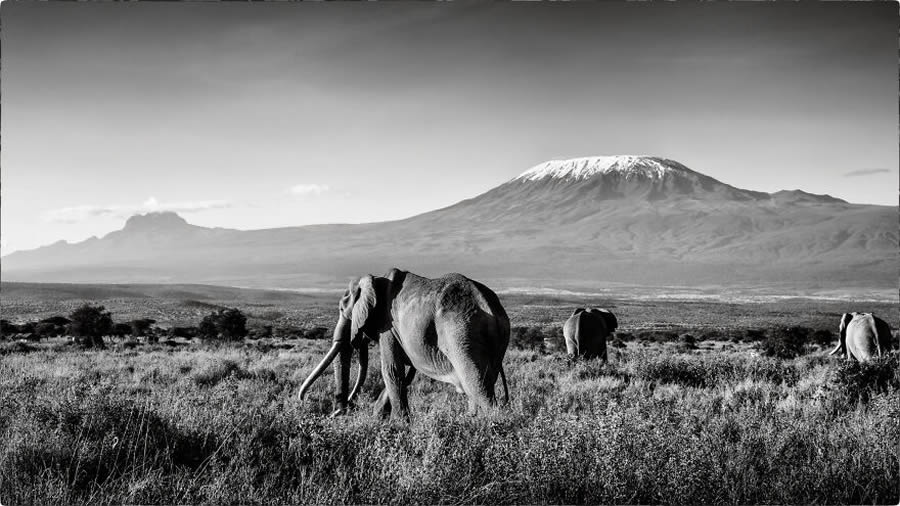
[1,283,898,504]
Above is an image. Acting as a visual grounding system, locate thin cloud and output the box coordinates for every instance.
[43,197,231,224]
[843,168,891,177]
[288,184,330,196]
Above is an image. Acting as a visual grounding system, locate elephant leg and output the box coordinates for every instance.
[601,337,608,362]
[380,336,411,420]
[453,359,497,415]
[372,366,416,419]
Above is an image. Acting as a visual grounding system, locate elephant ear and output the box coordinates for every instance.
[350,275,392,341]
[571,308,586,317]
[340,279,359,320]
[839,313,853,334]
[600,310,618,332]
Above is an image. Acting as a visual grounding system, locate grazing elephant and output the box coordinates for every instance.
[563,308,617,361]
[298,268,510,420]
[829,312,892,361]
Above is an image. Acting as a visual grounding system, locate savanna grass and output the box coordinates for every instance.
[0,343,897,505]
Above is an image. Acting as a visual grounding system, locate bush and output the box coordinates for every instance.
[302,326,329,340]
[0,319,17,339]
[248,325,273,339]
[758,327,809,359]
[511,325,560,351]
[192,359,251,386]
[33,322,61,339]
[39,316,71,327]
[810,329,835,347]
[636,330,679,343]
[744,328,767,342]
[832,354,900,403]
[198,308,248,341]
[111,323,132,338]
[130,319,156,338]
[635,356,708,387]
[168,326,198,339]
[68,304,113,348]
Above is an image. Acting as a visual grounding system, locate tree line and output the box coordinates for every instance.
[0,304,327,348]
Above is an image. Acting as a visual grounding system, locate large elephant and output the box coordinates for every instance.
[563,308,617,361]
[829,312,892,361]
[298,268,510,420]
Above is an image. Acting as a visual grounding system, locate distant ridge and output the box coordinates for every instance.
[2,156,895,292]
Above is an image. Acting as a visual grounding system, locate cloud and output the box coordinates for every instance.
[288,183,330,196]
[43,197,231,224]
[843,168,891,177]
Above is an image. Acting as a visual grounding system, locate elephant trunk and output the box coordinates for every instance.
[348,342,368,403]
[298,317,351,402]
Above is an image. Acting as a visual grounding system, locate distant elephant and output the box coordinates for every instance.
[298,268,510,420]
[563,308,617,361]
[829,312,892,361]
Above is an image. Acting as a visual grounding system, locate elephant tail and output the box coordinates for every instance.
[499,365,509,404]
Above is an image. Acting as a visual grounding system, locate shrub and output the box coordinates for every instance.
[679,334,697,346]
[130,318,156,338]
[168,326,198,339]
[192,359,251,386]
[68,304,113,348]
[758,327,809,359]
[636,330,679,343]
[616,331,634,342]
[302,326,329,340]
[199,308,248,341]
[109,323,131,338]
[810,329,835,347]
[33,322,61,339]
[634,356,708,387]
[248,325,273,339]
[39,316,71,327]
[511,326,546,350]
[0,319,17,339]
[832,354,900,403]
[744,328,767,342]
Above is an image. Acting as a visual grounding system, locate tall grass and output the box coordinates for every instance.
[1,344,897,504]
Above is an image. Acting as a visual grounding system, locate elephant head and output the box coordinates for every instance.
[297,274,394,413]
[573,308,618,333]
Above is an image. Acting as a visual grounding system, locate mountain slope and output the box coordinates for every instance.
[2,156,896,291]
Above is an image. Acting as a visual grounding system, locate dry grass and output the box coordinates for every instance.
[1,341,897,505]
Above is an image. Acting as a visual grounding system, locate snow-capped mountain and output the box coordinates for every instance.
[518,155,688,181]
[2,157,895,291]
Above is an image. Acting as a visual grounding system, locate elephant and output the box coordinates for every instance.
[298,268,510,420]
[563,308,617,361]
[829,312,892,361]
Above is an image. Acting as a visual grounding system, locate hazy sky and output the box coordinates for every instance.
[1,2,897,255]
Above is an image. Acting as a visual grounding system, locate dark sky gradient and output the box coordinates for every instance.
[1,2,896,254]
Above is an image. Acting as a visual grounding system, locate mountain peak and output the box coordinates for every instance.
[123,211,190,231]
[516,155,683,182]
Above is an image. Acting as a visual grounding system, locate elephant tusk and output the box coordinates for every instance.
[298,341,343,400]
[828,342,842,356]
[348,344,369,403]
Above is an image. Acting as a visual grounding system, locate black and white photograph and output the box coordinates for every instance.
[0,1,897,504]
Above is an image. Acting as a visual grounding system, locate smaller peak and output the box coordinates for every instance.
[772,190,847,204]
[516,155,679,181]
[123,211,189,230]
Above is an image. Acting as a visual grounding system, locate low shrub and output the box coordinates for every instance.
[192,359,251,387]
[832,354,900,403]
[758,327,809,359]
[199,308,248,341]
[634,356,708,387]
[810,329,836,347]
